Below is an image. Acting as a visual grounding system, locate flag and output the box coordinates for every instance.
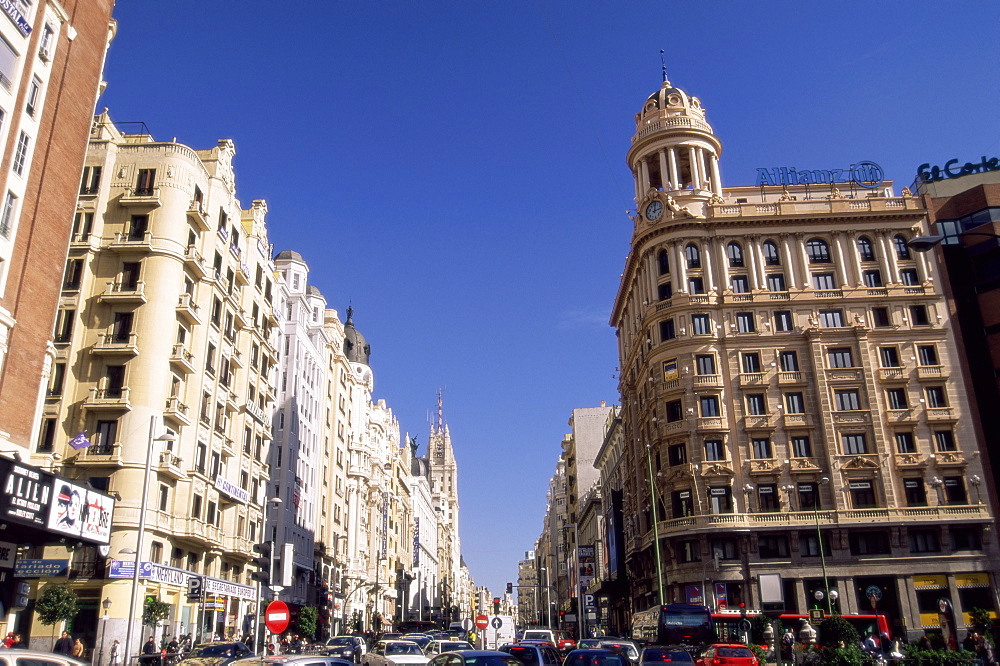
[68,432,91,450]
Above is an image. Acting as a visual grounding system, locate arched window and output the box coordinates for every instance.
[857,236,875,262]
[658,249,670,276]
[807,238,831,263]
[686,243,701,269]
[763,240,780,265]
[894,234,911,260]
[727,242,744,267]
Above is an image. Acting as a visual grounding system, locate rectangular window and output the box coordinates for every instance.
[842,433,868,454]
[872,307,891,327]
[658,282,672,301]
[38,23,54,61]
[80,165,102,195]
[910,305,930,326]
[767,274,786,292]
[191,494,202,519]
[758,535,789,558]
[711,538,738,561]
[798,482,819,510]
[934,430,956,452]
[691,314,710,335]
[900,269,919,286]
[819,310,844,327]
[112,312,133,342]
[752,437,772,459]
[746,394,766,415]
[758,484,779,512]
[659,319,675,342]
[731,275,749,293]
[665,400,683,422]
[863,270,883,287]
[72,212,94,240]
[951,528,982,551]
[48,362,65,396]
[849,481,877,509]
[105,365,125,397]
[785,392,805,413]
[917,345,939,366]
[827,347,854,368]
[54,308,75,342]
[886,388,908,410]
[688,277,704,294]
[812,273,835,290]
[926,386,947,408]
[136,168,156,196]
[37,418,56,452]
[944,477,967,504]
[12,131,28,176]
[708,486,733,514]
[128,215,148,240]
[736,312,755,333]
[780,350,799,371]
[742,352,762,373]
[849,531,890,555]
[668,444,686,467]
[676,540,700,563]
[0,34,16,92]
[0,191,18,238]
[792,436,812,458]
[672,490,693,518]
[704,439,724,461]
[799,532,830,557]
[696,354,716,375]
[700,395,720,417]
[879,347,900,367]
[774,310,793,331]
[904,479,926,506]
[895,431,916,454]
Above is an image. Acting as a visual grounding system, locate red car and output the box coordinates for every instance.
[694,645,758,666]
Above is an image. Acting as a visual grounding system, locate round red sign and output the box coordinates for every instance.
[265,600,291,634]
[475,614,489,629]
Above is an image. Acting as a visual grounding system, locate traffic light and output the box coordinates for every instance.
[493,597,500,614]
[250,543,271,584]
[506,582,512,595]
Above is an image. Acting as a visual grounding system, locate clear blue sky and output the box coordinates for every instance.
[100,2,1000,598]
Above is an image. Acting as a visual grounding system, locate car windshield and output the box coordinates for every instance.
[716,648,752,658]
[328,639,354,646]
[466,658,521,666]
[403,636,431,648]
[505,648,541,664]
[188,645,237,658]
[386,644,422,655]
[601,644,639,659]
[579,641,604,649]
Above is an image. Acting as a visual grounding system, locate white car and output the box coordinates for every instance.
[363,641,429,666]
[423,641,473,657]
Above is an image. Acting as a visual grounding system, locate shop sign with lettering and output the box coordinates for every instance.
[755,161,884,189]
[917,156,1000,183]
[14,559,68,577]
[0,0,31,36]
[214,475,249,504]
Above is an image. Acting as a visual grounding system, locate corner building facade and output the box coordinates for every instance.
[611,78,999,640]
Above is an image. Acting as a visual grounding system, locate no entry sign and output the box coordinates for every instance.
[475,614,489,629]
[265,600,290,634]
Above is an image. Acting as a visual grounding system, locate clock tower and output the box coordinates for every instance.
[427,390,461,621]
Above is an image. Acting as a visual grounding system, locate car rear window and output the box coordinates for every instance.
[716,649,752,658]
[467,658,521,666]
[641,650,693,662]
[506,648,539,664]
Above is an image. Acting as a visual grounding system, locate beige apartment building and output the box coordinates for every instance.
[610,77,999,640]
[41,113,281,648]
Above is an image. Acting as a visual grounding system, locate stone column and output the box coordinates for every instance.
[688,146,700,189]
[781,235,798,289]
[717,239,731,291]
[676,243,687,293]
[702,240,716,293]
[797,234,811,290]
[668,148,680,191]
[710,155,723,196]
[832,233,851,288]
[658,150,670,193]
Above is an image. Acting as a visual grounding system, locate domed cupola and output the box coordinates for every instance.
[343,306,371,366]
[627,74,724,205]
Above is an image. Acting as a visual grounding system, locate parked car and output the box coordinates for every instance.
[424,641,473,657]
[180,642,254,666]
[598,641,640,664]
[427,651,522,666]
[326,637,368,662]
[693,645,757,666]
[363,641,429,666]
[563,649,630,666]
[232,657,353,666]
[496,642,561,666]
[638,648,694,665]
[0,650,88,666]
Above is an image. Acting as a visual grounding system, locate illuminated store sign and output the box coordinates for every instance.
[755,161,884,189]
[917,156,1000,183]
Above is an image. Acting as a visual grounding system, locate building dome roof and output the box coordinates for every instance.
[274,249,305,262]
[635,78,713,134]
[343,306,370,365]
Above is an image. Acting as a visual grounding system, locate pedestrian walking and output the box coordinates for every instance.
[53,631,73,655]
[71,638,84,658]
[110,640,121,665]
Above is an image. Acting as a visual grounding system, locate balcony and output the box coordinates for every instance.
[782,413,814,428]
[739,372,767,387]
[221,435,236,458]
[176,293,202,325]
[748,457,782,474]
[917,365,946,380]
[91,333,139,356]
[156,450,186,480]
[225,389,240,414]
[184,246,209,279]
[933,451,967,467]
[777,371,805,385]
[695,416,725,432]
[169,343,196,374]
[926,407,957,422]
[84,387,131,411]
[233,307,251,330]
[69,232,100,253]
[826,368,863,382]
[229,348,244,369]
[234,261,250,287]
[164,396,191,427]
[878,367,906,382]
[119,187,161,208]
[99,281,146,305]
[108,231,153,253]
[187,200,210,231]
[179,517,222,545]
[693,374,723,388]
[74,442,125,468]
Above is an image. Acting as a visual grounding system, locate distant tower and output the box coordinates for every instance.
[428,390,461,621]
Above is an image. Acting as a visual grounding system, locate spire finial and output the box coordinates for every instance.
[345,303,354,325]
[436,388,444,432]
[660,49,669,85]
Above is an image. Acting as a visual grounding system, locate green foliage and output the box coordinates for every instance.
[142,596,171,628]
[818,615,860,647]
[902,644,980,666]
[750,614,773,644]
[35,584,79,626]
[748,643,767,665]
[813,644,867,666]
[297,606,318,639]
[969,607,995,639]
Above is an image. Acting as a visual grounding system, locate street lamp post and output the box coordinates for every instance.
[541,567,552,629]
[643,443,665,606]
[124,416,176,664]
[97,597,111,666]
[813,477,833,614]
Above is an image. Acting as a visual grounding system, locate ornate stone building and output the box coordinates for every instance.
[611,76,999,639]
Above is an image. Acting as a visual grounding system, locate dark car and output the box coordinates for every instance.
[497,643,561,666]
[402,636,433,650]
[180,642,254,666]
[231,656,354,666]
[427,651,522,666]
[598,642,640,664]
[563,649,630,666]
[326,637,367,663]
[638,648,694,665]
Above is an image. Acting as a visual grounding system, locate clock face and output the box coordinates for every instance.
[645,200,663,221]
[435,445,445,457]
